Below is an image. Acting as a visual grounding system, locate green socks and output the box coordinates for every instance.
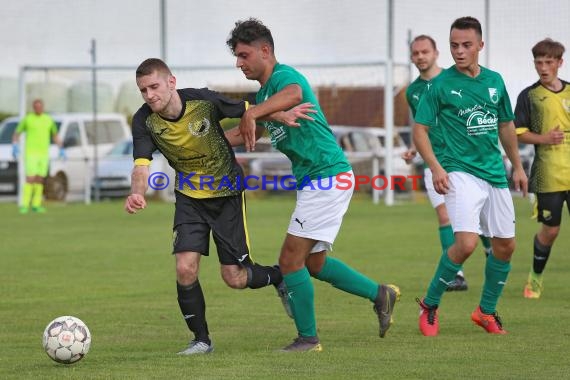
[314,256,378,301]
[284,268,316,337]
[480,254,511,314]
[285,257,382,337]
[285,256,382,337]
[31,183,44,208]
[22,183,33,208]
[439,225,455,251]
[480,235,493,256]
[425,250,462,307]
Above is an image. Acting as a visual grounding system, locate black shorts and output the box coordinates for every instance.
[536,191,570,226]
[172,191,253,266]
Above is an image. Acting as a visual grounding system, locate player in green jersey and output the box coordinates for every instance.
[226,18,400,352]
[514,38,570,299]
[12,99,64,214]
[413,17,527,336]
[403,34,494,291]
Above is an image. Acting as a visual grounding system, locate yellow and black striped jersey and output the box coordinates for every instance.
[514,80,570,192]
[132,88,247,199]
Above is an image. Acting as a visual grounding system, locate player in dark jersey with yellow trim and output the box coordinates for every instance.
[125,58,299,355]
[514,39,570,299]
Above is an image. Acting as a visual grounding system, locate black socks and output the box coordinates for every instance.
[177,281,210,345]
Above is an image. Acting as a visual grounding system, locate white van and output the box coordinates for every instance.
[0,113,131,200]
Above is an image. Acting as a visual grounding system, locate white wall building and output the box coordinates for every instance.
[1,0,569,113]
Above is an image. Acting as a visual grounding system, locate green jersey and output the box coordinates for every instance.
[407,76,433,117]
[415,65,513,187]
[15,113,57,155]
[406,71,445,164]
[256,63,351,184]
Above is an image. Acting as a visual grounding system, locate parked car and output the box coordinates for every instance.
[0,113,131,200]
[91,138,175,201]
[0,118,21,195]
[241,126,412,192]
[0,120,18,195]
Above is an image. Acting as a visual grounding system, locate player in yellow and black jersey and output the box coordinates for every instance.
[132,86,245,199]
[125,58,302,355]
[514,38,570,299]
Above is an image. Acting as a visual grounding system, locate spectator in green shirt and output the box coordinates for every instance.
[12,99,64,213]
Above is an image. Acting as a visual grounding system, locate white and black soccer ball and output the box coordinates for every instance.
[42,316,91,364]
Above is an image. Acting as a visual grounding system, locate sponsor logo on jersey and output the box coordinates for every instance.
[147,118,169,136]
[488,88,499,104]
[457,103,498,136]
[266,123,287,144]
[451,89,463,98]
[465,110,498,136]
[188,118,210,137]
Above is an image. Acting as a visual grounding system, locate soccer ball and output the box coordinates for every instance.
[42,316,91,364]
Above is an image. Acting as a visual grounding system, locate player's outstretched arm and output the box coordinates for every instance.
[125,165,150,214]
[229,102,315,148]
[225,125,265,147]
[264,102,316,127]
[238,84,302,151]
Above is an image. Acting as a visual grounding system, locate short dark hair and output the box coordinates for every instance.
[450,16,482,38]
[136,58,172,78]
[411,35,437,51]
[226,18,274,54]
[532,38,565,59]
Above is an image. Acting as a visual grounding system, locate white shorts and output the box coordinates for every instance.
[445,172,515,238]
[424,167,445,208]
[288,171,354,253]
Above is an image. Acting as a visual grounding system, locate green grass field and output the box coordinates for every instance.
[1,194,569,379]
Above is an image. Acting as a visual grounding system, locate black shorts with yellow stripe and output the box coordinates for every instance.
[536,191,570,226]
[172,191,253,265]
